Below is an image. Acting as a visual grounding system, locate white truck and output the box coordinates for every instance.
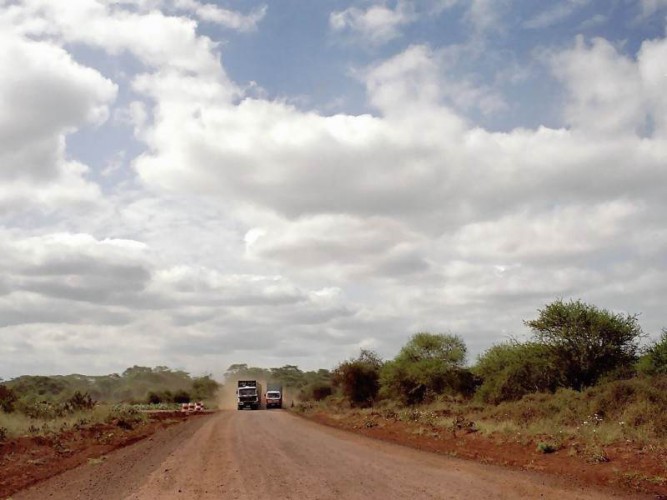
[237,380,262,410]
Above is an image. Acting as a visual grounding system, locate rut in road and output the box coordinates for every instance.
[16,410,647,500]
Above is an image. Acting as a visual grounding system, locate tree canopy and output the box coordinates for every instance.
[381,333,472,405]
[525,299,642,390]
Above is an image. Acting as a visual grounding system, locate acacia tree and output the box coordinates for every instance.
[380,333,471,405]
[525,299,642,390]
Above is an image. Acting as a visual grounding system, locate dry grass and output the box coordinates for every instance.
[297,375,667,452]
[0,405,121,439]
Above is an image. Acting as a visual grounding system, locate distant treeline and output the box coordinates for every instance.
[223,364,332,400]
[0,366,219,410]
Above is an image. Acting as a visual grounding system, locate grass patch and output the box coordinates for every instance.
[296,375,667,455]
[0,405,113,439]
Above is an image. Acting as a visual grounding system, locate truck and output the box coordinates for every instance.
[265,382,283,409]
[236,380,262,410]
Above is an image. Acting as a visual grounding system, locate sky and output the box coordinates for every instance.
[1,0,666,379]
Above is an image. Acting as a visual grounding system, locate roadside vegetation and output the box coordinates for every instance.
[294,299,667,487]
[2,365,219,406]
[2,298,665,493]
[0,366,219,440]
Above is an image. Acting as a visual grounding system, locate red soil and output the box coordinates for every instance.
[304,411,667,498]
[0,411,208,498]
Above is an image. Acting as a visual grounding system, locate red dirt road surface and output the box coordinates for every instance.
[12,410,649,499]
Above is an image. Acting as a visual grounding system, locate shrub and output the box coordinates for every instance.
[146,390,173,404]
[65,391,95,411]
[107,405,145,430]
[147,391,162,404]
[481,375,667,441]
[19,401,66,419]
[380,333,469,405]
[637,329,667,376]
[191,375,220,401]
[300,382,333,402]
[332,350,382,407]
[525,299,642,390]
[172,390,191,404]
[0,385,17,413]
[474,342,561,404]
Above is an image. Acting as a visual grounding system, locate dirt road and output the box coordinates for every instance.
[13,410,646,499]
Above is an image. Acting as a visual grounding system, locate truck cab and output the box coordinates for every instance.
[237,380,261,410]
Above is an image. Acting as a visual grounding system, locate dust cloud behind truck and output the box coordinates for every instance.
[265,382,283,409]
[237,380,262,410]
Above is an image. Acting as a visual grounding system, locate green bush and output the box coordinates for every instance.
[8,376,68,400]
[15,392,96,419]
[65,391,95,412]
[525,299,642,390]
[481,375,667,439]
[380,333,470,405]
[191,375,220,401]
[637,329,667,376]
[474,342,561,404]
[333,350,382,407]
[107,405,146,430]
[146,390,174,404]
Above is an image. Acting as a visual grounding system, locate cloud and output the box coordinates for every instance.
[0,228,363,374]
[2,0,228,77]
[130,38,667,232]
[551,36,648,136]
[0,30,116,211]
[0,233,151,305]
[126,29,667,359]
[245,214,431,280]
[639,0,667,18]
[173,0,267,32]
[447,201,642,263]
[151,266,306,307]
[328,0,507,44]
[364,44,507,115]
[523,0,590,29]
[465,0,507,34]
[330,1,416,46]
[1,1,667,378]
[551,35,667,138]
